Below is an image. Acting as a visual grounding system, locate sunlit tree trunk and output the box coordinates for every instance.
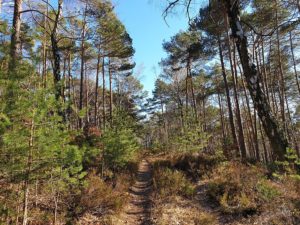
[289,31,300,95]
[217,35,239,156]
[102,57,106,130]
[95,48,101,127]
[79,9,87,128]
[187,59,198,122]
[67,53,72,127]
[85,63,89,124]
[42,1,48,88]
[218,93,227,152]
[275,3,287,135]
[9,0,23,74]
[230,36,247,159]
[108,58,113,125]
[22,118,34,225]
[51,0,63,99]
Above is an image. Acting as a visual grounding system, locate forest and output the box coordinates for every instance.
[0,0,299,224]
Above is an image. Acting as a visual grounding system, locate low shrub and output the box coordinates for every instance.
[153,168,196,198]
[78,174,127,216]
[256,179,280,201]
[206,161,280,214]
[172,153,225,179]
[152,152,224,180]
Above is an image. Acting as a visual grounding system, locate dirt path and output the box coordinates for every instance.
[120,160,153,225]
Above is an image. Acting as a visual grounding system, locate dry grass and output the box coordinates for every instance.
[151,154,300,225]
[78,173,129,216]
[205,161,300,224]
[152,196,218,225]
[153,167,196,198]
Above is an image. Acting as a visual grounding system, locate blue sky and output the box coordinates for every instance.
[112,0,191,95]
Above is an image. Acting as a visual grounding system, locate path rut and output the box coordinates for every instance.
[122,159,153,225]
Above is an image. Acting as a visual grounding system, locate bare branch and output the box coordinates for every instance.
[241,18,300,37]
[163,0,180,20]
[20,9,55,23]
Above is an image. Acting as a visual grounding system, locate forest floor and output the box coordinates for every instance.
[116,159,153,225]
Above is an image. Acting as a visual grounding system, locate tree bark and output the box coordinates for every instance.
[67,53,72,127]
[51,0,63,99]
[218,93,226,149]
[9,0,23,74]
[275,3,287,135]
[22,118,34,225]
[85,63,89,124]
[187,59,198,122]
[102,57,106,130]
[231,36,247,160]
[217,35,239,156]
[289,31,300,95]
[108,58,113,125]
[95,48,101,127]
[42,1,48,88]
[79,10,87,128]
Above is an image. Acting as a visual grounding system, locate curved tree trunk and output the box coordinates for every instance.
[224,0,288,161]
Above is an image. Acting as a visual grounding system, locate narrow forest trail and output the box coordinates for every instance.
[118,159,153,225]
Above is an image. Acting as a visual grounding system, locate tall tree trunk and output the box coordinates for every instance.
[62,57,67,102]
[42,1,48,88]
[240,70,257,160]
[217,35,239,156]
[260,38,270,104]
[9,0,23,74]
[230,34,247,159]
[22,118,34,225]
[67,53,72,127]
[108,58,113,125]
[102,57,106,130]
[95,48,101,127]
[187,59,198,122]
[275,3,287,135]
[51,0,63,99]
[79,10,87,128]
[185,71,189,117]
[289,31,300,95]
[85,63,89,124]
[259,121,269,163]
[218,93,227,151]
[224,0,288,160]
[268,39,278,116]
